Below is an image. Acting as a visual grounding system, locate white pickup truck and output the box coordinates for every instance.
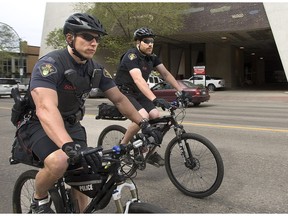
[186,75,225,91]
[147,75,163,88]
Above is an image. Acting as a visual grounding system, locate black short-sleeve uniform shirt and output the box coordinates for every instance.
[114,47,162,112]
[30,49,115,117]
[115,47,161,93]
[27,49,116,162]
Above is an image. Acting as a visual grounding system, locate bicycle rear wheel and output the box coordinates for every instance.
[97,125,138,177]
[165,133,224,198]
[12,169,64,213]
[126,202,168,213]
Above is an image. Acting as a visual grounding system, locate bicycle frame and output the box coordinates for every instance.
[141,107,187,162]
[52,149,141,213]
[96,98,224,198]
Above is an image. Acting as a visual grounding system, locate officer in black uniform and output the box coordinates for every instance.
[26,14,159,213]
[115,27,191,167]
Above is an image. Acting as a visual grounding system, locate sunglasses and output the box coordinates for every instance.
[77,33,101,43]
[142,38,154,44]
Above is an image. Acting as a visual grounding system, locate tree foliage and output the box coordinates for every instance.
[0,23,20,59]
[46,28,66,49]
[46,2,190,65]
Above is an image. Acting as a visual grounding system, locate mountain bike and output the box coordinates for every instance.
[11,139,168,213]
[97,98,224,198]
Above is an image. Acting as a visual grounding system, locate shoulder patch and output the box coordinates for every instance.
[39,63,57,77]
[103,69,112,79]
[128,53,137,61]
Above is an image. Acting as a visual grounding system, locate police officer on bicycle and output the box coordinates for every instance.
[115,27,191,167]
[26,14,160,213]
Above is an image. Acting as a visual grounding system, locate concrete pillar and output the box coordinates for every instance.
[263,3,288,81]
[40,2,75,57]
[205,43,233,88]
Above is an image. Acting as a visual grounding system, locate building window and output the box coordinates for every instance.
[0,56,26,78]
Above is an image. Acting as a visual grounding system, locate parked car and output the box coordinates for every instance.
[185,75,225,91]
[151,80,210,107]
[0,78,19,97]
[89,88,106,98]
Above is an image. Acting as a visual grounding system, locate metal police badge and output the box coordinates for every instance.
[128,53,137,61]
[39,63,57,77]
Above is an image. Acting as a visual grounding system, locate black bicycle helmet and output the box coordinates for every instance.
[63,13,107,36]
[133,27,155,41]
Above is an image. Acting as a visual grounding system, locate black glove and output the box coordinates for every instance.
[62,142,102,172]
[139,119,163,144]
[153,98,171,110]
[113,144,128,155]
[62,142,82,165]
[176,90,192,104]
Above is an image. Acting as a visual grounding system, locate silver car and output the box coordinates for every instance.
[0,78,19,97]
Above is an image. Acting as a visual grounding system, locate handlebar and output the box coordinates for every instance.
[165,97,189,114]
[80,134,147,158]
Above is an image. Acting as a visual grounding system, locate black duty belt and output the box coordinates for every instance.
[30,109,83,125]
[117,84,138,94]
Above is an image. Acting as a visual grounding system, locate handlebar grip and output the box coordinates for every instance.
[81,146,103,156]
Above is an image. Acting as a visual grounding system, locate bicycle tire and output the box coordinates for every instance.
[97,124,126,147]
[126,202,168,213]
[97,125,138,177]
[12,169,65,213]
[165,133,224,198]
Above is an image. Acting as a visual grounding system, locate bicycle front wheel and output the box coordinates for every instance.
[165,133,224,198]
[97,125,138,177]
[126,202,168,213]
[12,169,64,213]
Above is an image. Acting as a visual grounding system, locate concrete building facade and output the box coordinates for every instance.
[40,2,288,89]
[0,41,39,83]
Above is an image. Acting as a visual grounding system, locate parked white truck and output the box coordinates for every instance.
[186,75,225,91]
[147,75,163,88]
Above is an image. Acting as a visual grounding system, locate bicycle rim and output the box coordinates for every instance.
[165,133,224,198]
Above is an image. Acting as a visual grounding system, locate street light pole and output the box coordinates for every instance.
[18,38,23,82]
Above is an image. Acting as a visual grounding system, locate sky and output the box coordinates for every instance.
[0,0,48,46]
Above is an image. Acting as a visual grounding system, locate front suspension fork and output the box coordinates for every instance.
[113,181,138,213]
[174,126,193,164]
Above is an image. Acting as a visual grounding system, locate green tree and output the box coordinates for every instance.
[46,28,66,50]
[46,2,190,65]
[0,23,19,60]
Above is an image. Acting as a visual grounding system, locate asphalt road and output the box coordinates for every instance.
[0,89,287,213]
